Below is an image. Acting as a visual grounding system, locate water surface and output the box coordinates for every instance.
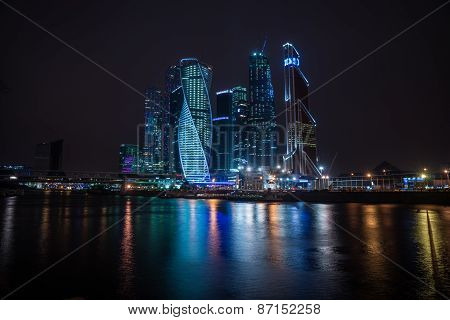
[0,193,449,299]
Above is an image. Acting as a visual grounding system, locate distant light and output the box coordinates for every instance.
[350,173,354,176]
[367,173,372,178]
[258,167,262,172]
[9,176,17,180]
[246,167,252,172]
[276,165,281,169]
[212,178,216,183]
[238,166,243,170]
[445,170,448,174]
[292,177,296,181]
[319,166,324,171]
[212,116,229,122]
[423,168,427,171]
[282,169,286,173]
[284,57,300,67]
[325,176,329,179]
[421,174,426,179]
[126,184,132,189]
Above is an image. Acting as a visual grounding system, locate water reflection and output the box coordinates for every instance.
[0,195,449,299]
[119,199,134,297]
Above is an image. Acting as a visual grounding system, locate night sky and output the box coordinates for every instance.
[1,0,449,174]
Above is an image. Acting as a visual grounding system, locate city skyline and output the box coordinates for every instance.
[1,1,449,174]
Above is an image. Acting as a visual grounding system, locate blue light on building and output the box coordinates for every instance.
[178,58,213,183]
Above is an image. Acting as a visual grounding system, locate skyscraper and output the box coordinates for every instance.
[212,90,233,171]
[119,144,138,174]
[143,88,168,173]
[33,139,63,174]
[282,43,320,176]
[231,86,249,168]
[248,51,277,169]
[178,58,213,183]
[165,65,183,175]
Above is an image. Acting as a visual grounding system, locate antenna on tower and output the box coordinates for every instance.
[261,36,268,53]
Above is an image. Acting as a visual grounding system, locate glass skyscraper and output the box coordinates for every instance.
[248,51,277,169]
[282,43,319,176]
[178,58,213,183]
[212,90,233,171]
[231,86,249,168]
[165,65,183,174]
[119,144,138,174]
[143,88,168,174]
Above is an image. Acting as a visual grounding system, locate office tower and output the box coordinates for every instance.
[178,58,213,183]
[231,86,249,168]
[248,51,277,169]
[143,88,169,174]
[212,90,233,171]
[282,43,320,176]
[165,65,182,174]
[33,139,63,174]
[119,144,138,174]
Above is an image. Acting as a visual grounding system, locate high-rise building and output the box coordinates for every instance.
[143,88,169,174]
[33,139,63,174]
[212,90,233,171]
[165,65,183,175]
[248,51,277,169]
[231,86,249,168]
[282,43,320,176]
[119,144,138,174]
[177,58,213,183]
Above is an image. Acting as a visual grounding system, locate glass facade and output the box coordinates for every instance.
[178,58,213,183]
[282,43,319,176]
[165,65,183,174]
[212,90,233,171]
[248,51,277,168]
[119,144,138,174]
[143,88,169,174]
[231,86,249,168]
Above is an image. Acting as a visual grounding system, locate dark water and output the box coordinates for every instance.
[0,193,449,299]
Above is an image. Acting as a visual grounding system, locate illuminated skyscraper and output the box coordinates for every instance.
[178,58,213,183]
[119,144,138,174]
[282,43,320,176]
[212,90,233,171]
[231,86,249,168]
[165,65,183,174]
[248,51,277,168]
[143,88,168,173]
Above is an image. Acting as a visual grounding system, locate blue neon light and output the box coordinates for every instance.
[284,57,300,66]
[212,116,229,122]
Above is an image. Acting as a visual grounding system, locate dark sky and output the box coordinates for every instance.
[1,0,449,174]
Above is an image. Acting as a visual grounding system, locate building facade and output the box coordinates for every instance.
[119,144,138,174]
[178,58,213,183]
[143,88,169,174]
[165,65,183,175]
[248,51,277,169]
[212,90,233,171]
[231,86,249,168]
[282,43,319,176]
[33,139,63,174]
